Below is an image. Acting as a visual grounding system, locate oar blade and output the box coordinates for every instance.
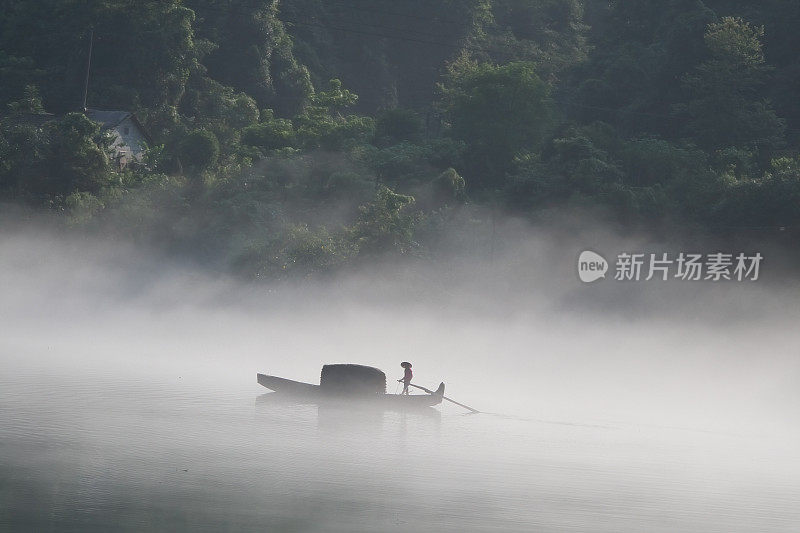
[407,383,479,413]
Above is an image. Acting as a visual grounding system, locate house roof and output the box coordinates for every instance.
[86,109,132,129]
[85,108,153,145]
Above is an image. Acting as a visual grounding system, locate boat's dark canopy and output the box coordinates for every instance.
[320,364,386,395]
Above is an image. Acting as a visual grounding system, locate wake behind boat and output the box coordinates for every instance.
[257,364,446,409]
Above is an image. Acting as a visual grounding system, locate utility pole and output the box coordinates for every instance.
[82,28,94,112]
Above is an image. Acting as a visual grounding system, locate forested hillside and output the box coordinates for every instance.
[1,0,799,277]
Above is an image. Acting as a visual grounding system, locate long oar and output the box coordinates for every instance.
[407,383,479,413]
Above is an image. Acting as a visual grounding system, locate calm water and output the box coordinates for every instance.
[2,348,799,533]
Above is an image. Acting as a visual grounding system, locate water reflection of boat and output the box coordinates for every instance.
[254,392,444,423]
[256,364,445,410]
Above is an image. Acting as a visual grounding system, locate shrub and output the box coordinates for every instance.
[178,129,219,173]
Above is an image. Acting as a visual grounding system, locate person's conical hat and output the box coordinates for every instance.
[400,361,412,368]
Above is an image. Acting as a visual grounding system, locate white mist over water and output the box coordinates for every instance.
[1,223,799,532]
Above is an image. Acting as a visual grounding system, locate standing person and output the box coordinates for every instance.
[398,362,413,394]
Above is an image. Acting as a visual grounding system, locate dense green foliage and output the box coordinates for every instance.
[1,0,799,277]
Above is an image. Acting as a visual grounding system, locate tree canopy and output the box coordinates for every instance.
[1,0,799,278]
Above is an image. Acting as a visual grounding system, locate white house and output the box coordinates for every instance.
[86,109,152,168]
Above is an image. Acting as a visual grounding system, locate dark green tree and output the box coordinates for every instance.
[679,17,785,158]
[440,60,554,188]
[568,0,715,136]
[0,52,44,109]
[480,0,588,80]
[187,0,313,114]
[241,109,296,151]
[348,186,418,255]
[6,85,45,115]
[178,129,220,174]
[0,1,198,114]
[374,108,424,147]
[294,79,374,149]
[48,112,113,194]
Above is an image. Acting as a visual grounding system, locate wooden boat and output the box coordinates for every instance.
[257,364,446,409]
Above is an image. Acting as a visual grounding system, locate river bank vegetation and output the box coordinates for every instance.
[2,1,799,277]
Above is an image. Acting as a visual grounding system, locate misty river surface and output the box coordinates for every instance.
[2,229,800,532]
[2,348,799,532]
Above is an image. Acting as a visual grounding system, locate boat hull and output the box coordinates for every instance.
[257,373,445,408]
